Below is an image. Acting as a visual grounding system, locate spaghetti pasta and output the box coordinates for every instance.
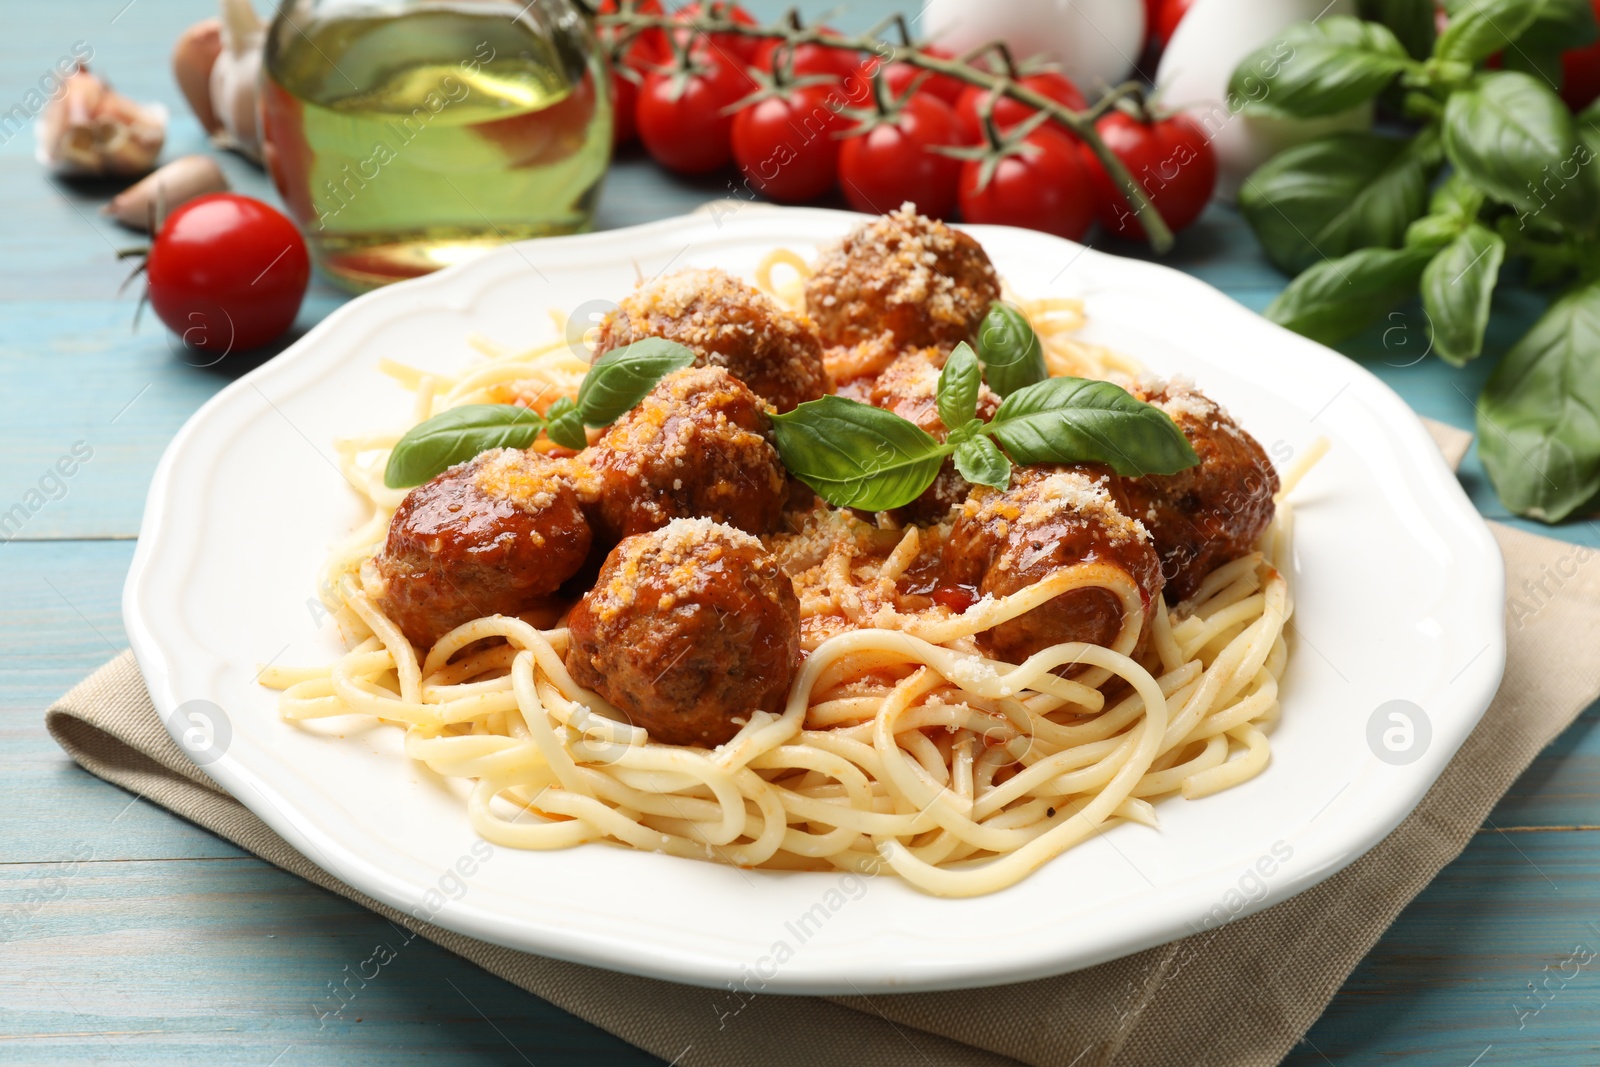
[262,243,1310,898]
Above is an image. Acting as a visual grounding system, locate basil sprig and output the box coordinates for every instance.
[382,338,695,488]
[975,301,1048,397]
[771,342,1198,512]
[1231,0,1600,522]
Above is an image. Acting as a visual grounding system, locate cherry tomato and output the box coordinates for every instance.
[1079,111,1216,239]
[954,71,1088,142]
[598,0,667,147]
[753,28,860,83]
[1561,0,1600,109]
[866,45,966,106]
[838,93,967,219]
[673,2,766,64]
[958,126,1095,240]
[1156,0,1199,45]
[145,193,310,354]
[732,84,844,203]
[636,50,755,174]
[1142,0,1162,47]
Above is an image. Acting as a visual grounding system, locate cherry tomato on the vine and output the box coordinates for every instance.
[869,45,966,106]
[636,50,755,174]
[1079,110,1217,239]
[598,0,667,147]
[673,2,766,64]
[954,71,1088,142]
[145,193,310,354]
[838,93,967,219]
[753,28,860,83]
[958,126,1095,240]
[1561,0,1600,109]
[732,83,845,202]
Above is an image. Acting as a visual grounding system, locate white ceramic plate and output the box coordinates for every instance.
[125,205,1505,994]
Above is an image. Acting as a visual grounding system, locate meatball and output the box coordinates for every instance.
[367,449,591,648]
[565,518,802,747]
[805,204,1000,350]
[1121,379,1279,603]
[869,349,1000,523]
[573,365,789,545]
[594,267,827,413]
[943,465,1164,666]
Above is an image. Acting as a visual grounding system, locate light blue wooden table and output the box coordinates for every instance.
[4,2,1598,1064]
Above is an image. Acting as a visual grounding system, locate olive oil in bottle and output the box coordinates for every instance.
[262,0,611,290]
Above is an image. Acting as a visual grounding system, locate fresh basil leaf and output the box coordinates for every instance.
[1405,214,1464,249]
[1264,245,1434,345]
[987,378,1198,477]
[574,337,697,427]
[937,342,982,430]
[953,434,1012,490]
[545,396,588,451]
[1443,72,1598,231]
[1421,224,1505,365]
[1359,0,1435,59]
[769,395,948,511]
[1579,100,1600,164]
[1240,131,1438,274]
[975,302,1047,397]
[1478,281,1600,522]
[383,404,546,489]
[1230,16,1414,118]
[1430,171,1486,222]
[1439,0,1596,62]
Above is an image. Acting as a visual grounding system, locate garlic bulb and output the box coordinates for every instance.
[35,66,166,177]
[210,0,267,162]
[102,155,230,230]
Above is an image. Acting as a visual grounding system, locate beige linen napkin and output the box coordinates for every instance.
[47,422,1600,1067]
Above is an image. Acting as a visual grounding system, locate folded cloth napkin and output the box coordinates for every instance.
[47,421,1600,1067]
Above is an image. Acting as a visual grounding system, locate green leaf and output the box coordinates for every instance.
[545,397,588,451]
[975,302,1047,397]
[936,342,981,430]
[987,378,1199,477]
[1478,282,1600,522]
[1438,0,1595,63]
[1442,72,1598,231]
[953,434,1012,490]
[1579,99,1600,165]
[1264,245,1434,345]
[1430,171,1486,222]
[1421,224,1505,365]
[1359,0,1435,59]
[1240,131,1438,274]
[769,395,948,511]
[1229,16,1414,118]
[383,404,545,489]
[574,337,697,427]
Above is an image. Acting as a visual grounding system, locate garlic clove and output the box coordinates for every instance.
[102,154,230,230]
[173,18,225,134]
[36,66,167,178]
[209,0,267,163]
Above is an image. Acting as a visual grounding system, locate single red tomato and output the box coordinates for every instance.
[838,93,966,219]
[958,126,1095,240]
[753,29,860,82]
[1079,111,1216,239]
[673,2,766,64]
[599,0,667,147]
[732,84,845,202]
[636,51,754,173]
[954,71,1088,141]
[145,193,310,353]
[867,45,967,106]
[1142,0,1162,47]
[1156,0,1199,45]
[1561,0,1600,109]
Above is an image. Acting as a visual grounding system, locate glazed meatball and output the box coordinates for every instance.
[868,349,1000,523]
[944,465,1164,666]
[367,449,591,648]
[1121,379,1279,603]
[573,365,789,545]
[594,267,827,413]
[565,518,802,747]
[805,204,1000,350]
